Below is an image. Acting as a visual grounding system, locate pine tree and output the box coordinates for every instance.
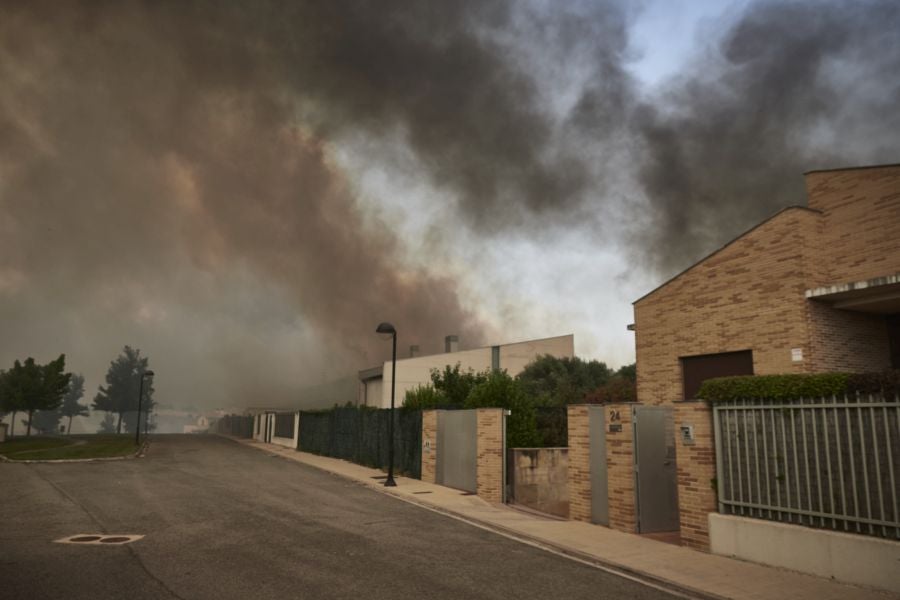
[59,374,88,434]
[5,355,71,436]
[93,347,154,434]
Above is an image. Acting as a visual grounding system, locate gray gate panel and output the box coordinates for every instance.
[589,406,609,525]
[634,406,679,532]
[437,410,477,493]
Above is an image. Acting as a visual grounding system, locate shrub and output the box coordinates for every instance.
[698,372,849,402]
[402,385,446,410]
[429,364,489,406]
[516,354,613,406]
[584,376,636,404]
[465,369,541,448]
[698,369,900,402]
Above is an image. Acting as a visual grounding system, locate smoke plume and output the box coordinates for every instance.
[632,0,900,274]
[0,0,897,410]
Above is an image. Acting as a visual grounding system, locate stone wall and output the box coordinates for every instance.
[421,410,437,484]
[508,448,569,518]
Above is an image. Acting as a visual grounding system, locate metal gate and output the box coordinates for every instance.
[436,410,477,493]
[589,406,609,525]
[633,405,679,532]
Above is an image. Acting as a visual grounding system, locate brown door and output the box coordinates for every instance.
[680,350,753,400]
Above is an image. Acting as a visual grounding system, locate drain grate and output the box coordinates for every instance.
[55,534,144,545]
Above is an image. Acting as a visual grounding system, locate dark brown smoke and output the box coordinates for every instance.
[0,0,897,409]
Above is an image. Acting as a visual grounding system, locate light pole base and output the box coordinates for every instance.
[383,475,397,487]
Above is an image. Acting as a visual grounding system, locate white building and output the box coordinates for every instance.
[358,334,575,409]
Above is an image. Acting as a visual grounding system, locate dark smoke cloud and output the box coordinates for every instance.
[0,0,897,410]
[632,0,900,274]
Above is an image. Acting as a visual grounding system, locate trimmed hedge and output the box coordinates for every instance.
[698,369,900,402]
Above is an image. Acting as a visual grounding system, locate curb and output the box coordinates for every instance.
[0,439,149,464]
[231,436,725,600]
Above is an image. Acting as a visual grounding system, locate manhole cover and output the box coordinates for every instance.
[55,534,144,545]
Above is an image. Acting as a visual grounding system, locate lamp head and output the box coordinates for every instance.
[375,322,396,336]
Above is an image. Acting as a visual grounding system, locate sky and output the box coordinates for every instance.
[1,0,898,414]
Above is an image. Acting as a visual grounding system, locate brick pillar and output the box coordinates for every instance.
[606,402,636,533]
[567,405,591,522]
[476,408,504,503]
[674,400,717,550]
[421,410,438,483]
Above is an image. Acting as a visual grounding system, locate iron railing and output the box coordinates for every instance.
[713,393,899,540]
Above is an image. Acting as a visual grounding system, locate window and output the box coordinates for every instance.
[680,350,753,400]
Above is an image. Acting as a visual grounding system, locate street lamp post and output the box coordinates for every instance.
[376,322,397,487]
[135,370,155,445]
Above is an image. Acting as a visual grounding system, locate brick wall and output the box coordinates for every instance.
[606,402,636,532]
[566,405,591,522]
[674,401,717,550]
[635,207,822,405]
[806,302,892,372]
[421,410,437,484]
[806,164,900,284]
[476,408,504,503]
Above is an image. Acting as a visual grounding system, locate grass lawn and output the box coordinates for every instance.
[0,435,140,460]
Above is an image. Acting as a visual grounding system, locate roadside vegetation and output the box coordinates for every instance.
[0,434,137,461]
[0,345,157,439]
[402,355,636,447]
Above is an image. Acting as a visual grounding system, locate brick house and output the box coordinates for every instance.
[633,163,900,405]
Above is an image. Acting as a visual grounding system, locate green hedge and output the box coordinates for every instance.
[698,369,900,402]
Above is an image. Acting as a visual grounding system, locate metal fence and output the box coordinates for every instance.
[215,414,254,438]
[274,412,295,439]
[713,393,899,540]
[299,407,422,478]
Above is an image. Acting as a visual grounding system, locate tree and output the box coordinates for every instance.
[25,409,62,435]
[464,369,541,448]
[615,363,636,382]
[5,355,71,436]
[97,413,117,434]
[402,385,446,410]
[92,346,154,434]
[516,355,613,406]
[0,369,20,436]
[59,374,88,435]
[428,364,489,406]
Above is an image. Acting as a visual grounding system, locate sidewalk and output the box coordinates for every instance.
[233,438,897,600]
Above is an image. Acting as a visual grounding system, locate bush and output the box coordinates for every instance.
[516,355,613,406]
[402,385,446,410]
[846,369,900,396]
[465,369,541,448]
[584,376,636,404]
[429,364,489,406]
[698,369,900,402]
[698,373,849,402]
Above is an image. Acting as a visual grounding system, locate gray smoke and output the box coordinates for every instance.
[0,0,897,410]
[631,0,900,274]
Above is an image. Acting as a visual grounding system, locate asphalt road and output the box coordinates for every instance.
[0,435,678,600]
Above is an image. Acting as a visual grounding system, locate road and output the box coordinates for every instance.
[0,435,678,600]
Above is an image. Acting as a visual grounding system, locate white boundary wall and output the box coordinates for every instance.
[271,413,300,449]
[709,513,900,593]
